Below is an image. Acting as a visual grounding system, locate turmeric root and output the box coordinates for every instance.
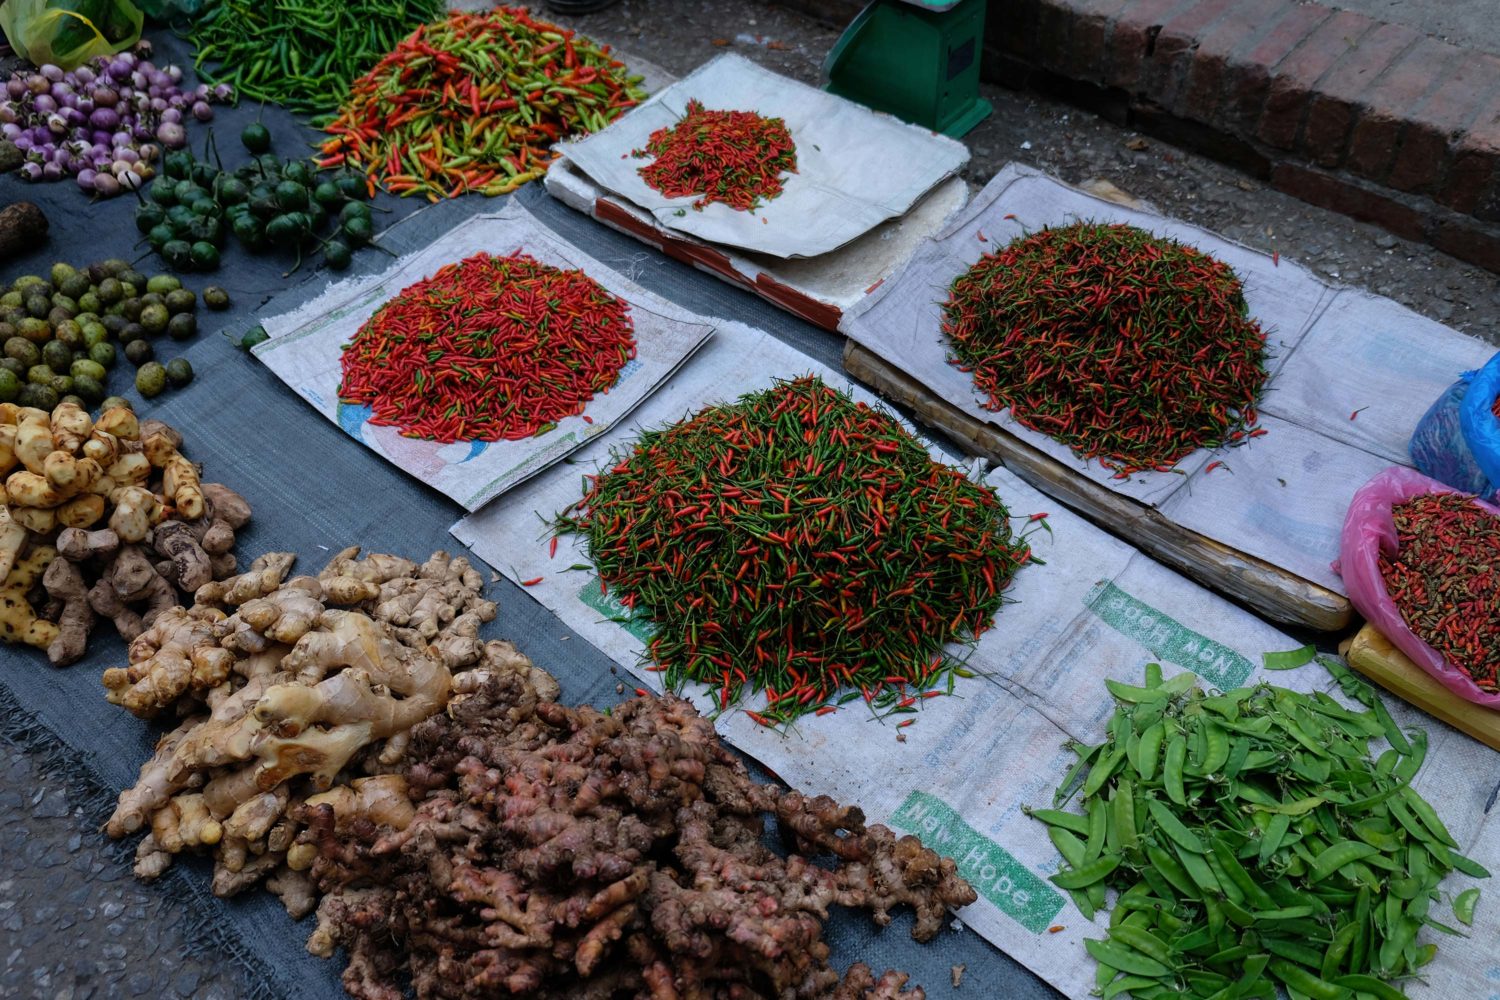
[2,401,252,664]
[0,545,59,651]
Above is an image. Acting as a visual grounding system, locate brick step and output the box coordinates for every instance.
[774,0,1500,274]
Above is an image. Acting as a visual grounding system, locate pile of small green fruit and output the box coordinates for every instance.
[133,124,377,274]
[0,260,225,408]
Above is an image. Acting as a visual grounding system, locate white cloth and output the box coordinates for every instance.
[842,163,1494,593]
[559,53,969,258]
[255,203,714,511]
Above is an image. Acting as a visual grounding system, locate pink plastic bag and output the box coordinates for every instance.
[1338,465,1500,708]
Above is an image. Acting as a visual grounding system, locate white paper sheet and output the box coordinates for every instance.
[453,319,1500,1000]
[558,53,969,259]
[842,163,1495,592]
[255,204,714,512]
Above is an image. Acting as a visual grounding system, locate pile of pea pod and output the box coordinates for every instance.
[1027,660,1487,1000]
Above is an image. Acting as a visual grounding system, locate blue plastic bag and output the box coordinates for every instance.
[1409,350,1500,501]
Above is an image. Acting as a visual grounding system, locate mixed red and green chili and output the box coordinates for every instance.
[1379,491,1500,690]
[320,7,645,200]
[555,376,1034,726]
[633,98,798,211]
[942,222,1269,477]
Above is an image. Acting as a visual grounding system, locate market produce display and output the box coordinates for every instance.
[319,7,646,200]
[1028,661,1487,998]
[103,546,523,909]
[0,401,250,664]
[336,252,636,442]
[0,259,205,408]
[134,127,377,273]
[187,0,446,119]
[942,222,1269,476]
[1379,492,1499,691]
[633,98,798,211]
[556,376,1033,725]
[299,664,976,999]
[1,44,230,196]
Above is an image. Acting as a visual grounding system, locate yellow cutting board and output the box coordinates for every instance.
[1342,625,1500,752]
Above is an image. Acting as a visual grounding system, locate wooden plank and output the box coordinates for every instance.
[1343,625,1500,752]
[843,341,1353,632]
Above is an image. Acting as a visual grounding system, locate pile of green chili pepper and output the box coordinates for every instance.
[556,376,1035,727]
[187,0,446,119]
[1028,659,1486,999]
[943,222,1269,477]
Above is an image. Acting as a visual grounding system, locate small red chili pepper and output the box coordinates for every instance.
[519,576,544,586]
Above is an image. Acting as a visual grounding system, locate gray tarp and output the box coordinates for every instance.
[0,29,1053,1000]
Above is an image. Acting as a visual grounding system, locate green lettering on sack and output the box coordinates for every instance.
[1084,581,1254,689]
[890,791,1063,933]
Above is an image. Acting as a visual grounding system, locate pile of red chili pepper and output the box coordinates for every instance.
[319,7,645,200]
[942,222,1269,476]
[338,252,635,443]
[1379,491,1500,690]
[556,376,1033,726]
[633,98,798,211]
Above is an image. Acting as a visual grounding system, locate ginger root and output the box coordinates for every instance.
[105,549,497,902]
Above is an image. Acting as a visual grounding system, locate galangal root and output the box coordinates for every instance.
[298,669,976,1000]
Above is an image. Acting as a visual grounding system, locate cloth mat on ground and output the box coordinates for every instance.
[0,45,1057,990]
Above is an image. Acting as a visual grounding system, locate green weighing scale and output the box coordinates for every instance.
[823,0,992,137]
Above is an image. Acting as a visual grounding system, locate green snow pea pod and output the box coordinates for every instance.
[1454,887,1480,926]
[1147,798,1205,853]
[1320,921,1358,980]
[1114,779,1140,854]
[1136,722,1166,782]
[1145,843,1198,900]
[1051,854,1121,889]
[1330,975,1406,1000]
[1085,937,1172,978]
[1109,924,1175,967]
[1309,842,1380,883]
[1084,748,1127,799]
[1086,796,1108,862]
[1027,807,1090,837]
[1259,813,1291,865]
[1101,976,1163,1000]
[1049,826,1086,867]
[1267,959,1348,1000]
[1164,736,1188,806]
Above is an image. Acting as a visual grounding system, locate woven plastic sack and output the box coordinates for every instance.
[1409,351,1500,502]
[1338,465,1500,708]
[0,0,143,70]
